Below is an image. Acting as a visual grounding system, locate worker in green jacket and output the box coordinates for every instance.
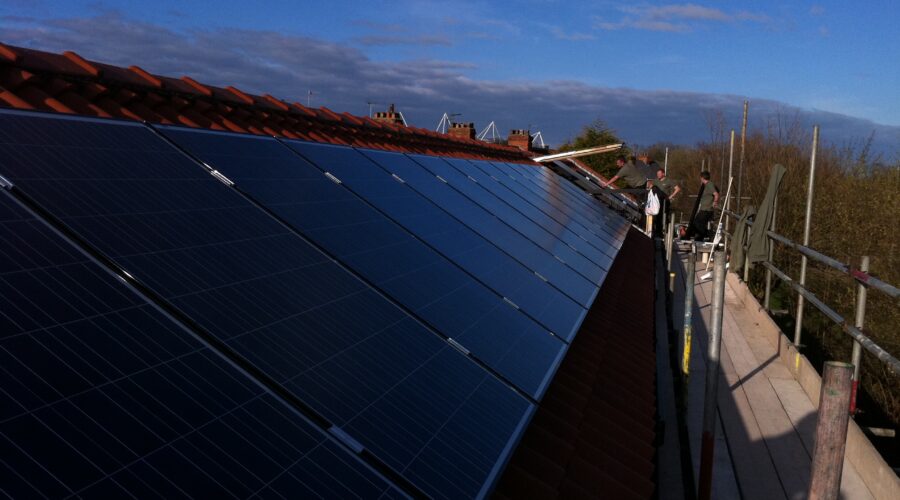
[685,171,719,240]
[649,167,681,236]
[603,155,647,189]
[654,167,682,203]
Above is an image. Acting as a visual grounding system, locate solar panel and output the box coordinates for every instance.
[399,153,599,307]
[537,163,635,241]
[470,161,620,255]
[549,160,640,215]
[536,164,631,242]
[155,126,565,399]
[549,160,610,202]
[355,150,593,341]
[513,161,622,226]
[443,158,610,280]
[0,192,401,499]
[479,161,624,245]
[542,160,600,198]
[282,141,589,338]
[489,162,630,248]
[0,110,533,499]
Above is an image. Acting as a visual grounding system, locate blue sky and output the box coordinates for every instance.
[2,0,898,152]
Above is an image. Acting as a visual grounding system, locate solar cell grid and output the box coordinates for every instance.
[548,161,640,218]
[491,162,630,247]
[285,141,591,337]
[443,158,609,281]
[548,160,612,210]
[358,149,585,339]
[516,162,620,223]
[502,162,633,249]
[0,192,401,499]
[0,110,533,499]
[156,126,565,399]
[471,161,620,267]
[482,161,624,243]
[396,153,599,308]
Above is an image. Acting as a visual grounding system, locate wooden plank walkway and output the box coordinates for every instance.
[673,252,874,500]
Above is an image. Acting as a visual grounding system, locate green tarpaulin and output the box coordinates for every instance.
[730,206,756,274]
[748,164,787,263]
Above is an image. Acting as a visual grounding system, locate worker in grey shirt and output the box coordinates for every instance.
[685,171,719,240]
[637,155,657,181]
[654,167,682,202]
[603,155,647,189]
[647,166,681,236]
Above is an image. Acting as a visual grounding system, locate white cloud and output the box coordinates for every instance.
[621,3,730,21]
[1,13,895,153]
[350,19,453,46]
[595,3,769,32]
[548,25,597,41]
[354,34,452,46]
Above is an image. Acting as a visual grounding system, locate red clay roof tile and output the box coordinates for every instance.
[62,51,100,76]
[128,65,163,88]
[0,43,531,161]
[0,43,20,63]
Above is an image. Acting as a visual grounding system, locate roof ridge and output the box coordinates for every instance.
[0,43,533,162]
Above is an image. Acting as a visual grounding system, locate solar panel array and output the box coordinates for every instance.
[0,109,629,499]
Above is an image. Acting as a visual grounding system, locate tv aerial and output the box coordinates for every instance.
[436,112,462,133]
[477,121,500,143]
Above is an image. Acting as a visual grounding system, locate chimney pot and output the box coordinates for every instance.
[508,129,533,151]
[373,103,404,126]
[448,122,476,140]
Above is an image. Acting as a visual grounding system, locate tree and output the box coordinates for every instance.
[557,120,630,179]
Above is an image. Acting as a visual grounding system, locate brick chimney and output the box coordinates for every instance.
[508,129,532,151]
[373,104,404,126]
[449,122,476,140]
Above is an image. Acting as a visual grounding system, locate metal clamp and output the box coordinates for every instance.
[328,426,364,454]
[446,338,470,355]
[209,170,234,186]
